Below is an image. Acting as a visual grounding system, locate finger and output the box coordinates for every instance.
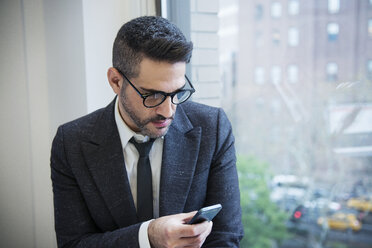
[189,222,213,247]
[193,220,213,234]
[182,211,198,221]
[179,220,213,238]
[179,225,212,248]
[177,234,207,247]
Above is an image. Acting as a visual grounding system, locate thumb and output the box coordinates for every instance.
[182,211,198,223]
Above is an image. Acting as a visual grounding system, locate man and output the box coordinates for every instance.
[51,16,243,247]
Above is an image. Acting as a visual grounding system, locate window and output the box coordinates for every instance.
[255,4,263,20]
[287,65,298,83]
[271,2,282,18]
[368,60,372,79]
[326,62,338,81]
[288,0,299,16]
[288,27,299,46]
[255,31,264,47]
[272,29,280,45]
[255,67,265,84]
[328,0,340,14]
[327,22,339,41]
[271,66,282,84]
[186,1,372,247]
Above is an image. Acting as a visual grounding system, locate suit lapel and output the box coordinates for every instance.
[159,106,201,216]
[81,100,202,223]
[81,100,138,227]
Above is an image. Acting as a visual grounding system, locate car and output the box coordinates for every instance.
[290,204,319,223]
[347,197,372,212]
[317,212,362,232]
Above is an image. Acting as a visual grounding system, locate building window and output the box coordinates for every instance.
[288,0,299,16]
[287,65,299,83]
[368,60,372,79]
[369,19,372,38]
[328,0,340,14]
[272,29,280,45]
[327,23,339,41]
[255,67,265,84]
[288,27,299,46]
[271,2,282,18]
[326,63,338,82]
[255,31,264,47]
[271,66,282,84]
[255,4,263,20]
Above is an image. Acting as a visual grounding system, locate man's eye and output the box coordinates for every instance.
[148,93,163,99]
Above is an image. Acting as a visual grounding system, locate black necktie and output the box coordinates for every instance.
[129,137,155,221]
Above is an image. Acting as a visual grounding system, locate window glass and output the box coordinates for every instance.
[287,64,298,83]
[288,0,299,16]
[188,0,372,246]
[271,2,282,18]
[327,22,339,41]
[255,67,265,84]
[328,0,340,14]
[255,4,263,20]
[288,27,299,46]
[272,29,280,45]
[271,66,282,84]
[326,62,338,81]
[255,31,264,47]
[368,60,372,79]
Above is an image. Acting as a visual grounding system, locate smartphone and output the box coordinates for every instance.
[188,204,222,224]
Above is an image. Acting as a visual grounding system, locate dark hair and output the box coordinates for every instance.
[112,16,193,79]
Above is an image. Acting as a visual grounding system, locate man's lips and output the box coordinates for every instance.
[151,119,172,128]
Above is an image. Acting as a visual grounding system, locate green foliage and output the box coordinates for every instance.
[237,155,289,248]
[325,241,348,248]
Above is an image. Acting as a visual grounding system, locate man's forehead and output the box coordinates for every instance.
[135,58,186,89]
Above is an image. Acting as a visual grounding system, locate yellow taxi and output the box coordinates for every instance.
[317,212,362,232]
[347,197,372,212]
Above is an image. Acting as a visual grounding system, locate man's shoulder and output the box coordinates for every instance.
[58,100,115,138]
[178,101,229,126]
[180,101,220,116]
[62,107,106,130]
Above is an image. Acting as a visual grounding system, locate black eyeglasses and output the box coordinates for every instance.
[116,68,195,108]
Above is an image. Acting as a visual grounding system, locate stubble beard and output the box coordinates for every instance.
[119,90,174,139]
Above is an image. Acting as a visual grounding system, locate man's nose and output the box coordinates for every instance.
[155,96,175,118]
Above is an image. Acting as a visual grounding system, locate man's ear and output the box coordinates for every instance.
[107,67,123,94]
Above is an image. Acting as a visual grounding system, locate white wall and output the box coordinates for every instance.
[0,0,154,247]
[1,1,53,247]
[83,0,156,112]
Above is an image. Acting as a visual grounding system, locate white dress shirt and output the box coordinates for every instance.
[114,98,164,247]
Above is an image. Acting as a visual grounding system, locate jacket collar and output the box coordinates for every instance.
[82,99,201,226]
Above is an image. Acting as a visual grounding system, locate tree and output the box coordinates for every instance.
[237,155,289,248]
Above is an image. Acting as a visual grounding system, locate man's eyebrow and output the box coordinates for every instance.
[139,83,186,94]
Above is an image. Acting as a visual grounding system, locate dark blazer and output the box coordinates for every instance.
[51,99,243,247]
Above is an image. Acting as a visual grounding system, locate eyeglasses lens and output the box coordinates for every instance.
[174,91,191,104]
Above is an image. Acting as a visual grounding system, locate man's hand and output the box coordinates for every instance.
[148,211,213,248]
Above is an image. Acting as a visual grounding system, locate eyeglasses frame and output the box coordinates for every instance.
[115,68,196,108]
